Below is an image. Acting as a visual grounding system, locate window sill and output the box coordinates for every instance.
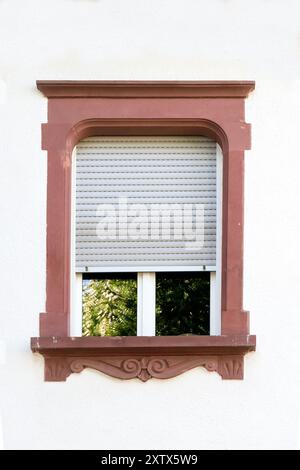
[31,335,256,382]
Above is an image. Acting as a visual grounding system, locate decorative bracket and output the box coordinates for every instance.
[31,336,256,382]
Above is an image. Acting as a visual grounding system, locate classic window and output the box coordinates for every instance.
[31,81,256,382]
[71,136,222,338]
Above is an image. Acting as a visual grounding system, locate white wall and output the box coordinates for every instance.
[0,0,300,450]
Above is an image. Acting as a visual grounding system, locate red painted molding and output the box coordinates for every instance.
[36,80,255,99]
[32,80,256,382]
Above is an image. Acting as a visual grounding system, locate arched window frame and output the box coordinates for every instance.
[31,81,256,382]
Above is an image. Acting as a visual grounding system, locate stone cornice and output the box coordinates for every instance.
[36,80,255,99]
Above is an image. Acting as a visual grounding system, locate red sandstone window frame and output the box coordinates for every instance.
[31,81,256,382]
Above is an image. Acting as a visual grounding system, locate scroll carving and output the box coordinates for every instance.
[66,356,229,382]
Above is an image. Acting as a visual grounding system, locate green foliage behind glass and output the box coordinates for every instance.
[82,273,210,337]
[155,273,210,336]
[82,278,137,336]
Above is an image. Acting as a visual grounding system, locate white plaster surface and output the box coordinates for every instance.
[0,0,300,449]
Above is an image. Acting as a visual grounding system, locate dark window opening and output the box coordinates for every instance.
[156,272,210,336]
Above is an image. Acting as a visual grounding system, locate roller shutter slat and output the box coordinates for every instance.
[76,136,216,271]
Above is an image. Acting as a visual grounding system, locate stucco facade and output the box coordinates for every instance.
[0,0,300,450]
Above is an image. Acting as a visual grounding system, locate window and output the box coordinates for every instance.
[71,136,223,338]
[31,81,256,382]
[155,271,210,336]
[82,273,138,337]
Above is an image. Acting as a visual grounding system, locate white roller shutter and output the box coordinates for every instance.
[75,136,216,272]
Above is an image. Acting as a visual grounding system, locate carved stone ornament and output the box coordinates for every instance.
[32,336,255,382]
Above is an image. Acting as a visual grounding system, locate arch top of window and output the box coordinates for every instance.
[32,80,256,382]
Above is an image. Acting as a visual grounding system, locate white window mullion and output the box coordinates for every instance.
[209,272,217,335]
[137,272,156,336]
[71,273,83,336]
[70,147,83,336]
[210,144,223,335]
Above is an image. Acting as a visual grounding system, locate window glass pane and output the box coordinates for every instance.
[82,273,137,336]
[156,272,210,336]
